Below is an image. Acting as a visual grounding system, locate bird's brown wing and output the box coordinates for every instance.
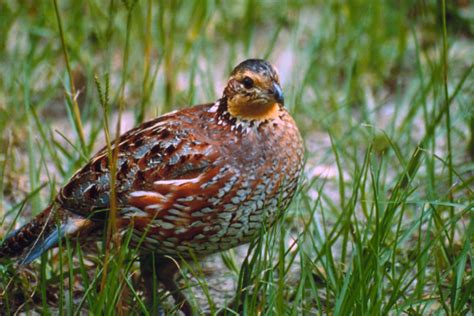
[56,105,231,226]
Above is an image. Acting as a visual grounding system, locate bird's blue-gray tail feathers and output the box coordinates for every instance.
[0,205,88,265]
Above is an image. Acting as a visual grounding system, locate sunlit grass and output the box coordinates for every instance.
[1,0,473,314]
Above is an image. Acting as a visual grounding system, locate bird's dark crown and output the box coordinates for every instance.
[230,59,280,82]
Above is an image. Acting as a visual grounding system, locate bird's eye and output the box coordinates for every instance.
[242,76,254,89]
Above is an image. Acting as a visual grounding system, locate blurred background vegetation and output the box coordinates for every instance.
[0,0,473,314]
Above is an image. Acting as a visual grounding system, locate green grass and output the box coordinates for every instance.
[1,0,473,314]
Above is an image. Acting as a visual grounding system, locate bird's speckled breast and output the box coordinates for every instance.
[203,108,304,252]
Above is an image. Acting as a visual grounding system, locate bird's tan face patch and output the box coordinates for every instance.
[236,70,274,91]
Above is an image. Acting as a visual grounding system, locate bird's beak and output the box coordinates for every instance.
[272,82,284,105]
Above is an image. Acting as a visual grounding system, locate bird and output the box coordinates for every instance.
[0,59,304,314]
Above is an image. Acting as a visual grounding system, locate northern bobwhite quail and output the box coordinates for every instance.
[0,59,304,314]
